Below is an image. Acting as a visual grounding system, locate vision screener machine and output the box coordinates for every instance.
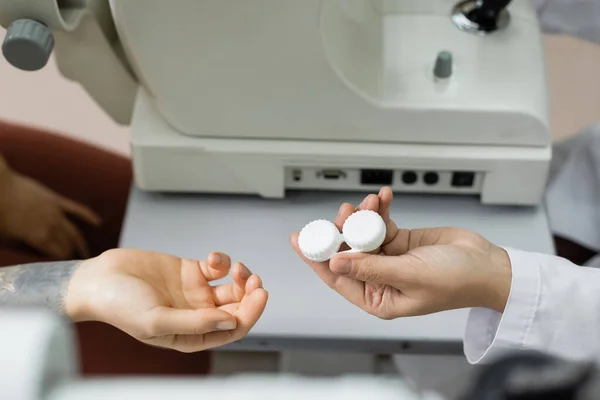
[0,0,550,205]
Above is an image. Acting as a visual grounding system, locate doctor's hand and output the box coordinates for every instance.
[291,187,512,319]
[66,249,268,352]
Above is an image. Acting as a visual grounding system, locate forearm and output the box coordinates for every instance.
[0,261,81,316]
[465,249,600,363]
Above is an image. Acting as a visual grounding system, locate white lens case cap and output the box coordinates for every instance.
[298,210,386,262]
[297,219,344,262]
[342,210,387,253]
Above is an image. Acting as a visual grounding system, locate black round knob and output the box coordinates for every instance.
[466,0,513,32]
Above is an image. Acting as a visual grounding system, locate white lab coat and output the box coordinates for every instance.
[465,0,600,364]
[393,2,600,397]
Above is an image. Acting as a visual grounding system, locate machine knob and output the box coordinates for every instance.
[434,51,453,79]
[466,0,512,32]
[2,19,54,71]
[451,0,511,34]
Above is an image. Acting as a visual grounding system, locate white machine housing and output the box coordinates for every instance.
[0,0,551,205]
[0,309,440,400]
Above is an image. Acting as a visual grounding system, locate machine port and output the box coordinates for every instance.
[361,169,393,185]
[319,170,346,180]
[451,172,475,187]
[292,169,302,181]
[423,172,439,185]
[401,171,418,185]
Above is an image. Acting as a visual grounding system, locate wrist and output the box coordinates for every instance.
[483,245,512,313]
[64,259,97,322]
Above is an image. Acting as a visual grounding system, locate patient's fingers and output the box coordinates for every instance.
[212,263,254,305]
[143,307,237,337]
[201,252,232,281]
[171,288,268,353]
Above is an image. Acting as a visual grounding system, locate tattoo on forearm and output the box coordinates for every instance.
[0,261,81,314]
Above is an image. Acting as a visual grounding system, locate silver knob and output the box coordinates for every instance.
[2,19,54,71]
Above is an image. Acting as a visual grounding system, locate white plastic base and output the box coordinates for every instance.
[0,310,76,400]
[0,310,431,400]
[131,90,550,206]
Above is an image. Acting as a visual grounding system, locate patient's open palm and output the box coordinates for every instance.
[71,249,268,352]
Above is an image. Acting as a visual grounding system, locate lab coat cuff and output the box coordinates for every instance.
[463,247,541,364]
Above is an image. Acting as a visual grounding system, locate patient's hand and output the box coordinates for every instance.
[66,249,268,352]
[291,187,512,318]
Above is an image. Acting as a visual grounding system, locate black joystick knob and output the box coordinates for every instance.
[466,0,512,32]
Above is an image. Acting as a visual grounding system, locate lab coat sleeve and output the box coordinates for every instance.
[534,0,600,45]
[464,247,600,364]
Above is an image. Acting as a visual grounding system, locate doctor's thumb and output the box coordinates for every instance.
[329,252,408,286]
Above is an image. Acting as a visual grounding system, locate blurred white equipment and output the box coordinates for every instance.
[0,0,550,205]
[0,309,440,400]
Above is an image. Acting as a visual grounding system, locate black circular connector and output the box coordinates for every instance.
[423,172,439,185]
[401,171,417,185]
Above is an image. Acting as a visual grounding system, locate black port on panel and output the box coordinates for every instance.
[423,172,439,185]
[320,170,346,180]
[452,172,475,187]
[292,170,302,181]
[361,169,393,185]
[401,171,418,185]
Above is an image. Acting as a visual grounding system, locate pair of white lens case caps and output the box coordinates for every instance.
[298,209,386,262]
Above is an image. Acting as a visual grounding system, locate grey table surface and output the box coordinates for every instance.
[120,188,554,353]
